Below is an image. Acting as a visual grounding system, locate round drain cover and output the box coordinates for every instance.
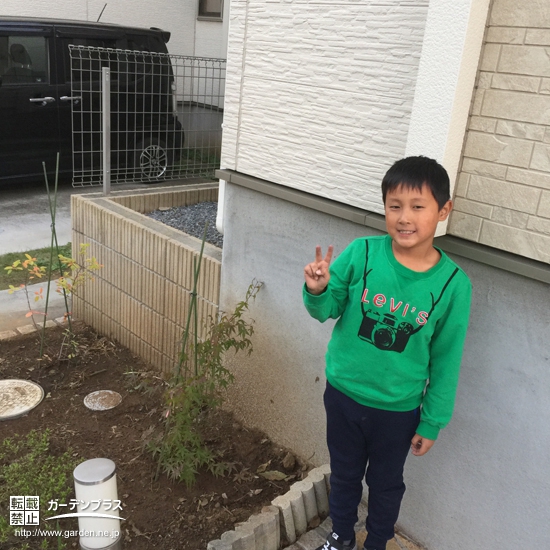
[84,390,122,411]
[0,379,44,421]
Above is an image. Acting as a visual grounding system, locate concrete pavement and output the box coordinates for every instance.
[0,280,69,336]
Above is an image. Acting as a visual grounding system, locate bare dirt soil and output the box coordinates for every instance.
[0,323,306,549]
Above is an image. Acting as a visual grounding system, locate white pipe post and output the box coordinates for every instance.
[102,67,111,196]
[215,178,226,234]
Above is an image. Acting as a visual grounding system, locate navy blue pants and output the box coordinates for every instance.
[324,382,419,550]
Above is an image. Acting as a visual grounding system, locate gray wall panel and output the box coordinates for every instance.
[221,182,550,549]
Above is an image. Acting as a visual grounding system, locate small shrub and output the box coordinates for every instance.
[149,281,262,486]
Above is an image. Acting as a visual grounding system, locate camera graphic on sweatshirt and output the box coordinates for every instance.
[358,309,414,352]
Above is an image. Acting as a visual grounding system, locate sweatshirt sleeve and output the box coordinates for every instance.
[416,274,472,440]
[302,242,355,323]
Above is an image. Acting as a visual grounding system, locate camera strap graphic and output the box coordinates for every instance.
[360,239,373,319]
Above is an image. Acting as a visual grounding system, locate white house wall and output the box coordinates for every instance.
[222,0,430,215]
[1,0,227,58]
[218,0,550,548]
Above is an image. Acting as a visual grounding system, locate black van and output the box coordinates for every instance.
[0,17,183,184]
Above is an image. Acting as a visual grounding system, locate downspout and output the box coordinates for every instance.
[216,179,226,234]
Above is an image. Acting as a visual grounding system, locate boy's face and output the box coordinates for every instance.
[384,183,452,253]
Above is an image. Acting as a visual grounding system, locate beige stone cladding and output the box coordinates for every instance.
[449,0,550,263]
[71,184,221,374]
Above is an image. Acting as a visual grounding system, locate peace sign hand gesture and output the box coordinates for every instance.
[304,245,334,295]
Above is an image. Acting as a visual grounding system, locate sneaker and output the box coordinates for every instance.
[316,532,357,550]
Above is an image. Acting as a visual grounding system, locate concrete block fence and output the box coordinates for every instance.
[71,183,220,374]
[207,465,331,550]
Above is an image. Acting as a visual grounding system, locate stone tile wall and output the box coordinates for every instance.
[449,0,550,263]
[71,184,221,374]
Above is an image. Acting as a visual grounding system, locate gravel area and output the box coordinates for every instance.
[146,201,223,248]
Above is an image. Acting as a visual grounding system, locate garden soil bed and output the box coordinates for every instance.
[0,323,307,550]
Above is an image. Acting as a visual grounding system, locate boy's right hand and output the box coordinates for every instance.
[304,245,333,295]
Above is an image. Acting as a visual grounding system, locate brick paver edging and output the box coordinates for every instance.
[0,317,68,341]
[207,465,331,550]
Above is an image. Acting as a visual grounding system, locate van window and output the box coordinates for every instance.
[65,35,158,86]
[62,37,118,83]
[0,35,48,84]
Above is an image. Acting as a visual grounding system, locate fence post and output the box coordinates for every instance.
[102,66,111,196]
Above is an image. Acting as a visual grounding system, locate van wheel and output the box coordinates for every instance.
[136,138,168,182]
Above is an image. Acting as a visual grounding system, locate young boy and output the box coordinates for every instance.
[303,156,471,550]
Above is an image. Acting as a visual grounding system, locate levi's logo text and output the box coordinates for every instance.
[360,289,428,326]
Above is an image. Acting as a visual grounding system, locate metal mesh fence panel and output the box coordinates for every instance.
[69,46,225,186]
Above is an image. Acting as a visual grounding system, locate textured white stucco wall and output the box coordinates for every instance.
[1,0,227,58]
[221,0,489,219]
[221,0,430,215]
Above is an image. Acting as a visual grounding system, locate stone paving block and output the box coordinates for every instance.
[17,324,37,335]
[221,528,255,550]
[305,469,330,517]
[272,492,297,545]
[315,464,331,492]
[394,532,425,550]
[231,524,258,550]
[499,45,550,78]
[0,330,17,341]
[491,207,529,229]
[288,490,307,538]
[496,120,546,141]
[54,316,68,325]
[290,480,318,524]
[207,539,233,550]
[315,517,332,538]
[293,527,325,549]
[35,320,57,329]
[236,509,279,550]
[261,505,281,550]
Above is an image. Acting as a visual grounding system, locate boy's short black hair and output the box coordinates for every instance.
[381,156,450,209]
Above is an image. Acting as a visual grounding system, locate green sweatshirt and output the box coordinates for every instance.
[303,234,472,440]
